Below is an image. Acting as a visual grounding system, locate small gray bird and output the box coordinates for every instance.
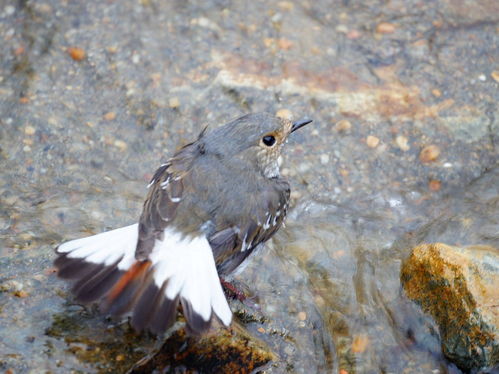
[54,112,312,334]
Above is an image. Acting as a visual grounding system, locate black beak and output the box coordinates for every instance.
[291,119,313,133]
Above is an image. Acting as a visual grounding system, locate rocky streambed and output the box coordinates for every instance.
[1,0,498,373]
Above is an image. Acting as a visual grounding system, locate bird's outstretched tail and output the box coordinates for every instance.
[55,224,232,334]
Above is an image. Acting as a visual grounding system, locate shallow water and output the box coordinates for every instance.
[1,0,498,373]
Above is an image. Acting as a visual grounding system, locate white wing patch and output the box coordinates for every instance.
[149,227,232,326]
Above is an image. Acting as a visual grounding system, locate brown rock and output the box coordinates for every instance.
[168,97,180,109]
[428,179,441,191]
[24,126,36,136]
[419,144,440,163]
[346,30,361,39]
[128,323,276,374]
[376,22,396,34]
[335,119,352,132]
[277,38,293,50]
[103,112,116,121]
[431,88,442,97]
[277,2,294,11]
[14,45,25,56]
[67,47,86,61]
[366,135,380,148]
[401,243,499,371]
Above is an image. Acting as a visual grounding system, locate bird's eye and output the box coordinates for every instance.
[262,135,276,147]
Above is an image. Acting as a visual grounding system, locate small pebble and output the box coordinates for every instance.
[431,88,442,97]
[429,179,441,191]
[103,112,116,121]
[332,249,346,259]
[276,108,293,120]
[395,135,410,151]
[19,97,29,104]
[298,311,307,321]
[271,13,282,23]
[277,1,294,11]
[419,144,440,163]
[376,22,396,34]
[14,290,28,298]
[169,97,180,109]
[339,370,349,374]
[5,5,15,16]
[115,354,125,361]
[114,139,128,151]
[320,154,329,165]
[1,280,23,293]
[24,126,36,135]
[297,163,311,173]
[351,334,369,353]
[335,119,352,132]
[284,345,294,355]
[67,47,86,61]
[478,74,486,82]
[263,37,274,48]
[336,24,348,34]
[277,38,293,50]
[257,327,266,333]
[490,71,499,83]
[132,53,140,64]
[347,29,361,39]
[366,135,380,148]
[14,46,25,56]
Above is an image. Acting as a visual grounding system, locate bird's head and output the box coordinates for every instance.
[204,112,312,178]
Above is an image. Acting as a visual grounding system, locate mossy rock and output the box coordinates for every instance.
[401,243,499,372]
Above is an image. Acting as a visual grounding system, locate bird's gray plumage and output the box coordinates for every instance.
[136,113,291,274]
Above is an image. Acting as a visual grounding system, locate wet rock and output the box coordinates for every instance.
[128,322,275,374]
[401,243,499,372]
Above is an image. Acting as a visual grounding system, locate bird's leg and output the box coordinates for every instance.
[220,277,260,310]
[220,277,246,301]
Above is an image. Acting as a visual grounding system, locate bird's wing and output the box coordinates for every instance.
[135,143,197,260]
[210,178,290,275]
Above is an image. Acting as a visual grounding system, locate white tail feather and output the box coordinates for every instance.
[57,224,232,327]
[57,224,138,270]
